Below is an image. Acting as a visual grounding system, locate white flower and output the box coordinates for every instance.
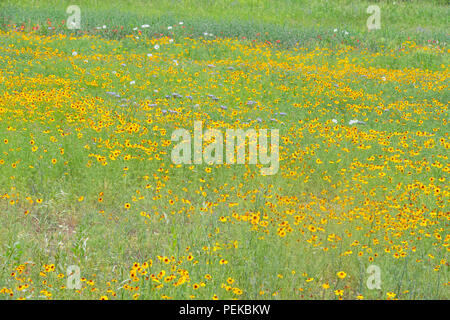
[102,25,106,29]
[179,22,183,25]
[332,119,338,124]
[130,81,135,85]
[381,76,386,81]
[147,53,153,57]
[154,44,160,50]
[203,32,208,36]
[169,39,174,43]
[173,60,178,66]
[72,51,77,56]
[133,27,138,31]
[333,28,338,32]
[168,26,172,30]
[141,24,150,28]
[349,119,366,125]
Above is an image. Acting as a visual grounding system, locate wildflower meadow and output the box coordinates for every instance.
[0,0,448,301]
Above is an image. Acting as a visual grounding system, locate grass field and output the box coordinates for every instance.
[0,0,449,300]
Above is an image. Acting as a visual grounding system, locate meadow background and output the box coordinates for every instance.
[0,0,448,300]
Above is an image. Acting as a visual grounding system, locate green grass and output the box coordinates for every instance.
[1,0,449,50]
[0,0,448,300]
